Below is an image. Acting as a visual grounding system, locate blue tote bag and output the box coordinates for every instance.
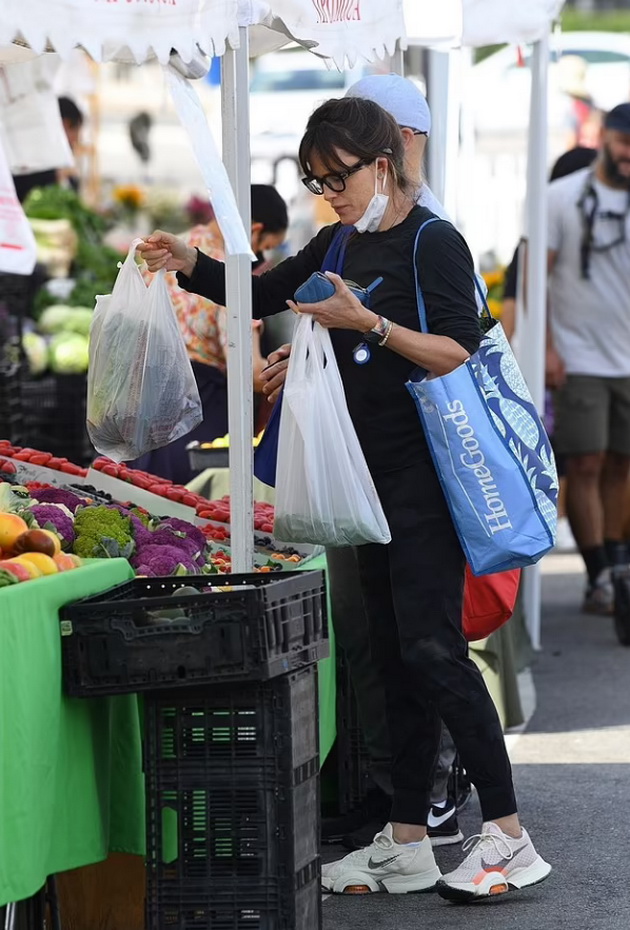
[406,219,558,576]
[254,226,354,487]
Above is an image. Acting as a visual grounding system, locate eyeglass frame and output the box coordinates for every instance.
[399,126,428,137]
[301,157,375,196]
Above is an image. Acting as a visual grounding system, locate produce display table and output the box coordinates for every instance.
[0,558,141,908]
[0,554,336,909]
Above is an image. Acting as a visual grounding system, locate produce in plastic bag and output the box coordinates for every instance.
[87,239,202,462]
[274,313,391,547]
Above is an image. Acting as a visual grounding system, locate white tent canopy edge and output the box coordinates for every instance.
[0,0,406,69]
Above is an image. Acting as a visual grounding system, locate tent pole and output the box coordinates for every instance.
[221,29,254,573]
[520,28,550,651]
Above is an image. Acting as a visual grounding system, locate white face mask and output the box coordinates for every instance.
[354,164,389,234]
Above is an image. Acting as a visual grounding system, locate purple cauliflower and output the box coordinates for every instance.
[132,544,200,577]
[130,514,153,548]
[30,503,75,550]
[29,487,87,512]
[148,527,201,558]
[155,518,206,554]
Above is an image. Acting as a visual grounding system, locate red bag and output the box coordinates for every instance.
[463,566,521,642]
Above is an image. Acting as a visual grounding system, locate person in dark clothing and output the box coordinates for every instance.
[137,96,551,903]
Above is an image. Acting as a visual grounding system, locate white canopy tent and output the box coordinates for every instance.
[0,0,408,572]
[1,0,564,645]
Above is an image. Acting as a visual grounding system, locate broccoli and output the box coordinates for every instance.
[73,505,135,560]
[30,504,75,550]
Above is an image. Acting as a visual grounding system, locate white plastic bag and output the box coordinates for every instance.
[0,136,37,274]
[87,239,202,462]
[274,313,391,547]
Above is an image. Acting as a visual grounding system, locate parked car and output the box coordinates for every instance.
[471,31,630,134]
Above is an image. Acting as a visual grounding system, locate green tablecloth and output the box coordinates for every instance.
[0,555,335,908]
[0,558,144,908]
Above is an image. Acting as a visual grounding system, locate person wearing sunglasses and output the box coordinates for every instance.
[547,103,630,617]
[294,74,468,854]
[138,94,550,904]
[263,75,483,855]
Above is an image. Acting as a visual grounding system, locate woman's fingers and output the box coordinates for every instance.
[261,360,289,399]
[266,344,291,367]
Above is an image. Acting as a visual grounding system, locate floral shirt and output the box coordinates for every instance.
[155,224,271,372]
[164,225,228,371]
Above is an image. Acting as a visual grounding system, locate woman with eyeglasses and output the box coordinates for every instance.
[137,96,551,904]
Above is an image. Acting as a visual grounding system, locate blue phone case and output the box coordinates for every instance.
[294,272,382,307]
[294,272,336,303]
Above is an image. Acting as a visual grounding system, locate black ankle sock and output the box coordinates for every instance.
[581,545,608,586]
[605,539,628,566]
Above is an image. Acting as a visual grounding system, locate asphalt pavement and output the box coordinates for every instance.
[322,553,630,930]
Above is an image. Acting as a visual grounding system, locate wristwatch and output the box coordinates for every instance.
[363,315,394,346]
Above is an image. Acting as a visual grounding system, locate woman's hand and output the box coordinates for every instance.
[286,272,377,332]
[260,344,291,403]
[137,230,198,276]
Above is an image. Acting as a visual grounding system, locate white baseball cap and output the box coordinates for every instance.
[345,73,432,135]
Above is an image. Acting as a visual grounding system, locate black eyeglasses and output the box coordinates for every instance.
[301,158,373,195]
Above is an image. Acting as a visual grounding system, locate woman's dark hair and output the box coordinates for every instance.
[298,97,412,193]
[251,184,289,233]
[550,146,597,182]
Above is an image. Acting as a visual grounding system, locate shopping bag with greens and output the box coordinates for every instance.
[87,239,202,462]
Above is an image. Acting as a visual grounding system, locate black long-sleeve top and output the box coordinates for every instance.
[177,205,481,473]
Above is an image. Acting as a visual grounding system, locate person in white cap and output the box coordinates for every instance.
[346,72,448,220]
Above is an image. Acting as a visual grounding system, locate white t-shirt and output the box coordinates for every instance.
[548,167,630,377]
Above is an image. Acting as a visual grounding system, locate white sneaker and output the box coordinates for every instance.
[321,823,441,894]
[554,516,576,553]
[437,822,551,902]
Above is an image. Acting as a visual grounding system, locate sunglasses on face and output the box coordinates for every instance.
[301,157,374,195]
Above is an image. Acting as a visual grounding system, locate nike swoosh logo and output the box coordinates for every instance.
[427,807,455,828]
[367,854,400,870]
[480,855,513,872]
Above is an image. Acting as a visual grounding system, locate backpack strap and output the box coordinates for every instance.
[321,225,354,275]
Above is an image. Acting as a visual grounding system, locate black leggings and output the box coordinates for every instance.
[355,458,517,826]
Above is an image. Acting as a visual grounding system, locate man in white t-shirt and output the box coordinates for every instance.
[547,103,630,614]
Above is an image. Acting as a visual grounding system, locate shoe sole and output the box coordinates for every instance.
[437,856,551,903]
[430,830,464,847]
[322,865,442,895]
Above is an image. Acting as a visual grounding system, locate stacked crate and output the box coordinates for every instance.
[60,570,329,930]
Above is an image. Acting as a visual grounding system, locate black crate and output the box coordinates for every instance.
[0,310,23,444]
[144,668,322,930]
[60,570,328,697]
[335,653,371,815]
[21,372,94,465]
[0,273,32,319]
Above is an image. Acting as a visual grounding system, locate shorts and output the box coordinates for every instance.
[553,374,630,456]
